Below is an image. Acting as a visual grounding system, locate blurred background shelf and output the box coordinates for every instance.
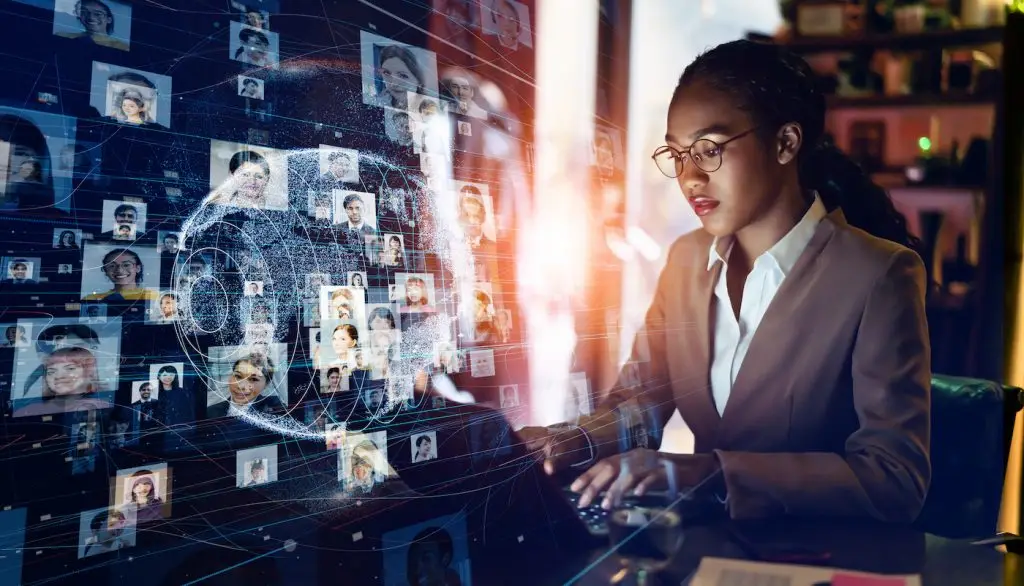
[748,26,1004,53]
[827,92,998,109]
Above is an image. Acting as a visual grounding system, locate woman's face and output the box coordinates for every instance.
[246,11,264,28]
[369,315,392,331]
[328,372,340,388]
[62,232,74,245]
[159,370,175,387]
[406,281,423,304]
[103,253,140,286]
[160,296,176,316]
[332,328,354,354]
[352,274,363,286]
[132,480,151,502]
[474,297,487,321]
[229,360,267,405]
[234,161,269,202]
[495,1,519,39]
[246,38,269,62]
[389,238,401,251]
[79,1,111,35]
[352,450,374,480]
[380,56,418,99]
[8,143,40,184]
[666,81,781,238]
[417,438,432,457]
[45,358,89,396]
[121,98,141,120]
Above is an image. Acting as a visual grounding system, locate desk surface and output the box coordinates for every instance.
[476,519,1019,586]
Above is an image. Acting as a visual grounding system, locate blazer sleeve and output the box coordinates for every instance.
[578,239,686,459]
[714,248,932,522]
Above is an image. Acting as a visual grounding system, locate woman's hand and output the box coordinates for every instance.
[570,450,721,509]
[518,425,592,475]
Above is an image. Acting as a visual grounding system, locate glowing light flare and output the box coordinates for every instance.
[525,0,599,426]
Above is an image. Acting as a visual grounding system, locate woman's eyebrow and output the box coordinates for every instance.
[665,124,732,146]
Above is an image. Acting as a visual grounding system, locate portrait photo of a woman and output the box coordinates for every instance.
[230,22,279,68]
[91,64,172,128]
[81,245,158,302]
[399,274,436,314]
[120,470,164,523]
[481,0,532,52]
[207,350,285,419]
[0,109,75,213]
[53,0,132,51]
[209,141,287,210]
[13,346,113,417]
[53,229,81,249]
[360,31,438,110]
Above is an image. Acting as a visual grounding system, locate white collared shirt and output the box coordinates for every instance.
[708,194,827,416]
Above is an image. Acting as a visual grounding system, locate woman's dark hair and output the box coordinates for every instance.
[674,40,921,256]
[416,435,431,447]
[333,323,359,345]
[368,306,396,329]
[59,230,78,247]
[229,150,270,176]
[157,365,180,389]
[0,114,54,207]
[129,472,158,505]
[377,44,425,93]
[327,367,340,378]
[101,248,143,283]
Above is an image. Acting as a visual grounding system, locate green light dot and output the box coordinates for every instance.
[918,137,932,151]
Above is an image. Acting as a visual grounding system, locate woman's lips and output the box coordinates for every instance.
[689,197,720,217]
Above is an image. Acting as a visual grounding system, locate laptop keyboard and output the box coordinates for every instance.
[563,489,642,538]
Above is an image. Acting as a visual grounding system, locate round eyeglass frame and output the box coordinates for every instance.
[651,126,760,178]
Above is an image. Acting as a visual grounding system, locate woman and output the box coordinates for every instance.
[381,235,406,268]
[346,440,381,494]
[368,306,398,352]
[122,471,164,523]
[208,353,283,418]
[491,0,522,51]
[375,44,425,110]
[329,323,359,368]
[14,346,112,416]
[57,230,79,249]
[0,114,56,212]
[401,276,435,314]
[235,28,274,67]
[110,88,152,125]
[324,366,343,394]
[349,272,365,288]
[220,150,271,209]
[83,248,157,302]
[329,288,354,319]
[528,40,931,523]
[470,289,498,344]
[413,434,434,463]
[63,0,129,50]
[154,292,177,323]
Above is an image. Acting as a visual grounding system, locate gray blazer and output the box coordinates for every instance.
[583,208,932,522]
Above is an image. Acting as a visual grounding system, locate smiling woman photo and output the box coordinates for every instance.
[208,353,283,418]
[524,39,930,523]
[83,248,157,302]
[14,346,112,416]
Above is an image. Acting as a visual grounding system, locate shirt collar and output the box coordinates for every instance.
[706,192,827,275]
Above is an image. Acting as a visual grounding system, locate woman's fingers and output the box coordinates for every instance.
[573,460,618,508]
[602,469,637,509]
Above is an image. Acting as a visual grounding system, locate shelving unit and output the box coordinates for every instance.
[747,21,1006,377]
[827,91,997,109]
[748,25,1004,53]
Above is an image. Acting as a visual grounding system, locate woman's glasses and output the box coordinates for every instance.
[651,126,759,178]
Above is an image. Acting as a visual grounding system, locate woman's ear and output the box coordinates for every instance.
[776,122,803,165]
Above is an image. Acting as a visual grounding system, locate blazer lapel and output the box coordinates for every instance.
[674,236,725,448]
[718,212,842,430]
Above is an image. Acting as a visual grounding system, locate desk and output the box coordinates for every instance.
[475,520,1019,585]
